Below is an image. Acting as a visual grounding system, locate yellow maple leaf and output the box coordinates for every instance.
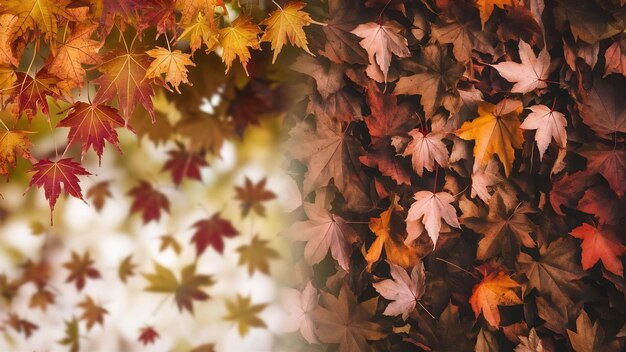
[219,15,261,75]
[47,24,101,87]
[0,14,20,67]
[456,100,523,177]
[260,1,313,64]
[0,66,17,104]
[145,47,196,93]
[475,0,517,27]
[176,0,227,25]
[364,196,418,271]
[0,129,33,179]
[178,13,218,53]
[2,0,70,45]
[470,271,521,327]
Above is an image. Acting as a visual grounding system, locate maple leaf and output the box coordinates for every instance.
[26,158,91,224]
[351,20,410,83]
[577,74,626,137]
[118,255,136,283]
[47,24,101,87]
[178,13,218,53]
[364,197,418,270]
[406,191,460,249]
[62,251,101,291]
[577,185,626,225]
[176,0,226,25]
[570,223,625,277]
[0,129,33,180]
[431,18,500,63]
[0,14,20,66]
[412,301,474,351]
[456,100,524,176]
[518,238,585,304]
[286,116,369,208]
[6,313,38,337]
[127,181,170,223]
[373,261,425,320]
[281,281,318,343]
[29,288,55,310]
[143,262,214,313]
[93,48,156,121]
[234,177,276,217]
[162,146,207,186]
[567,310,605,352]
[463,193,536,262]
[145,47,195,93]
[86,180,112,211]
[515,328,545,352]
[159,234,182,254]
[521,104,567,160]
[260,1,313,64]
[219,15,261,75]
[604,34,626,77]
[291,55,345,99]
[59,318,79,352]
[138,326,159,346]
[13,70,61,121]
[2,0,70,44]
[223,294,267,337]
[287,196,357,271]
[312,284,386,352]
[131,0,176,35]
[57,102,126,163]
[318,0,368,65]
[403,130,449,176]
[77,296,108,330]
[491,39,550,94]
[393,44,464,117]
[579,148,625,197]
[470,270,522,328]
[475,0,516,27]
[190,213,238,256]
[236,236,279,276]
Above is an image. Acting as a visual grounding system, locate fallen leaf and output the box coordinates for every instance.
[234,177,276,217]
[470,270,522,328]
[281,281,318,343]
[403,130,449,176]
[521,105,567,160]
[373,261,425,320]
[570,223,625,277]
[491,39,550,94]
[406,191,460,249]
[351,20,410,83]
[77,296,108,330]
[456,99,523,176]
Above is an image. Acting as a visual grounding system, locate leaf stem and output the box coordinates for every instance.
[435,257,476,277]
[417,301,435,319]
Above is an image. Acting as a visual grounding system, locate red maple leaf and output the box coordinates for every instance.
[13,70,61,122]
[26,158,91,225]
[57,102,126,163]
[162,147,208,186]
[570,223,626,277]
[62,251,101,291]
[191,213,239,256]
[138,326,159,346]
[127,181,170,223]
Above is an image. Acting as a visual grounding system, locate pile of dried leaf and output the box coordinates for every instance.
[283,0,626,351]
